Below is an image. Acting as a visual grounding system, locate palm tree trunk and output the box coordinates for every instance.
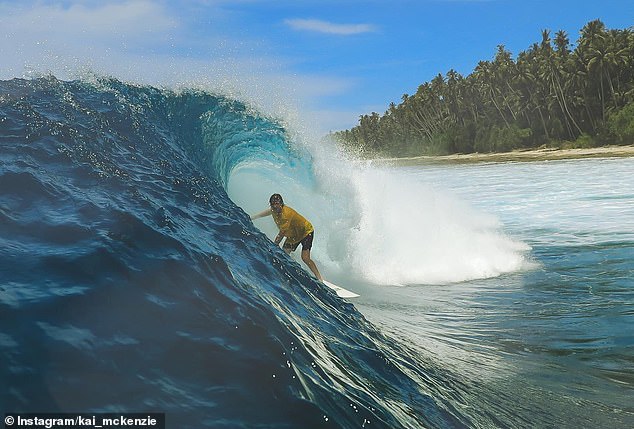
[536,105,550,139]
[489,88,510,127]
[553,70,584,135]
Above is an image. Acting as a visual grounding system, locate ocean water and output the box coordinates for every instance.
[1,77,632,428]
[356,158,634,428]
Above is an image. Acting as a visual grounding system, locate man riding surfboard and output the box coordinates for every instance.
[251,193,323,281]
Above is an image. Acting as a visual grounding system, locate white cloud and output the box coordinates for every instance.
[304,108,363,133]
[0,1,181,83]
[0,1,361,133]
[285,18,376,35]
[0,1,177,44]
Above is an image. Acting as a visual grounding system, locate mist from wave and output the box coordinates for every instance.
[228,132,532,287]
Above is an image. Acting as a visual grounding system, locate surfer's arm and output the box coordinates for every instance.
[273,232,284,245]
[250,208,272,220]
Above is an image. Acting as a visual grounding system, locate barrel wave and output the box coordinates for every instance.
[0,77,476,428]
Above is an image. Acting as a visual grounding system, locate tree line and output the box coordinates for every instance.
[332,20,634,157]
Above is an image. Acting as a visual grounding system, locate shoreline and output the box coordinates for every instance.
[372,145,634,166]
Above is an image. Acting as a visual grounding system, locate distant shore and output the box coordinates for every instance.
[374,145,634,166]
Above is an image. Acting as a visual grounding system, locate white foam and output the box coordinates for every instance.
[230,136,532,286]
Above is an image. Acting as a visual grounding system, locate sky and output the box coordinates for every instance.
[1,0,633,134]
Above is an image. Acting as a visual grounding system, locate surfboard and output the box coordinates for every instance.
[322,280,360,299]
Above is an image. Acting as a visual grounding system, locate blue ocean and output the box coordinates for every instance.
[1,77,632,428]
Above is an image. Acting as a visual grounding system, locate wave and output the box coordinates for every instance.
[1,77,487,428]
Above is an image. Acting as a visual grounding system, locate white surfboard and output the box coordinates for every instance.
[323,280,360,299]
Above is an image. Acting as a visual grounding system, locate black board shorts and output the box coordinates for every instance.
[283,231,314,252]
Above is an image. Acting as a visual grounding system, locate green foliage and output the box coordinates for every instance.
[576,133,596,148]
[606,101,634,145]
[474,125,532,153]
[332,20,634,157]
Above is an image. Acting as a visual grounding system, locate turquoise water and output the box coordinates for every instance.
[355,158,634,428]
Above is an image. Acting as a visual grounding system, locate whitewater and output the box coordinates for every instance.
[1,77,632,428]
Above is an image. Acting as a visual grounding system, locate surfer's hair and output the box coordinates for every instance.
[269,193,284,206]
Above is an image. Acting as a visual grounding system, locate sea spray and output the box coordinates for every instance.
[229,131,532,286]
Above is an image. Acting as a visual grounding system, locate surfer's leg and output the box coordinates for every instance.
[301,249,323,281]
[293,232,322,280]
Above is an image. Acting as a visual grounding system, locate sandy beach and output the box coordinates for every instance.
[375,145,634,166]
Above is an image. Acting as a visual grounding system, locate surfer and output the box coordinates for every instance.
[251,193,323,281]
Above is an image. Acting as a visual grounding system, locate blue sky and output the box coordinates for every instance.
[1,0,633,134]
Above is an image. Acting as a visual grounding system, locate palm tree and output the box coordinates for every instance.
[604,29,631,108]
[333,19,634,156]
[539,29,584,138]
[474,60,511,127]
[578,20,609,120]
[493,45,521,122]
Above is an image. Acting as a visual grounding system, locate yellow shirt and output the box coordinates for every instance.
[271,205,314,245]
